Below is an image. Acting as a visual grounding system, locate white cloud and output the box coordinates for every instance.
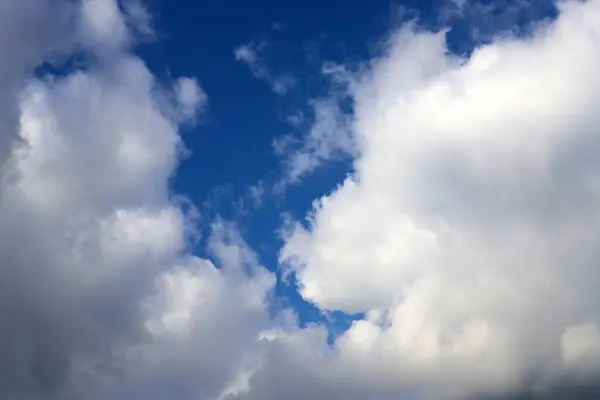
[5,0,600,399]
[234,42,296,95]
[278,98,356,185]
[174,77,207,122]
[0,1,273,399]
[284,111,304,127]
[123,0,154,37]
[0,0,73,167]
[278,0,600,397]
[248,181,266,209]
[274,63,363,186]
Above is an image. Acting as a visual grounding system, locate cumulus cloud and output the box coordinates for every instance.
[0,0,73,167]
[5,0,600,399]
[0,1,272,399]
[234,42,296,95]
[278,0,600,398]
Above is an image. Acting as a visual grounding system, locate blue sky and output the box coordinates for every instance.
[136,0,559,334]
[143,0,419,332]
[146,0,436,333]
[155,0,405,335]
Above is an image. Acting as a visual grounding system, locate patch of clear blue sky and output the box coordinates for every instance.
[134,0,558,342]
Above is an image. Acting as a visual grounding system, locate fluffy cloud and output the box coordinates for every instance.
[0,1,273,399]
[279,0,600,398]
[5,0,600,399]
[0,0,73,167]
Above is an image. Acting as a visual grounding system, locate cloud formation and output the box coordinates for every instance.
[0,1,273,399]
[3,0,600,399]
[279,0,600,398]
[277,97,356,185]
[234,42,296,95]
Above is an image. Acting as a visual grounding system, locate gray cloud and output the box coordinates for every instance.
[0,1,271,399]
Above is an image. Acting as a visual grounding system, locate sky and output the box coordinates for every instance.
[2,0,600,399]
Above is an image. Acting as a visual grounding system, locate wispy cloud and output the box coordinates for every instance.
[273,64,357,188]
[272,21,286,31]
[234,42,296,95]
[278,98,355,186]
